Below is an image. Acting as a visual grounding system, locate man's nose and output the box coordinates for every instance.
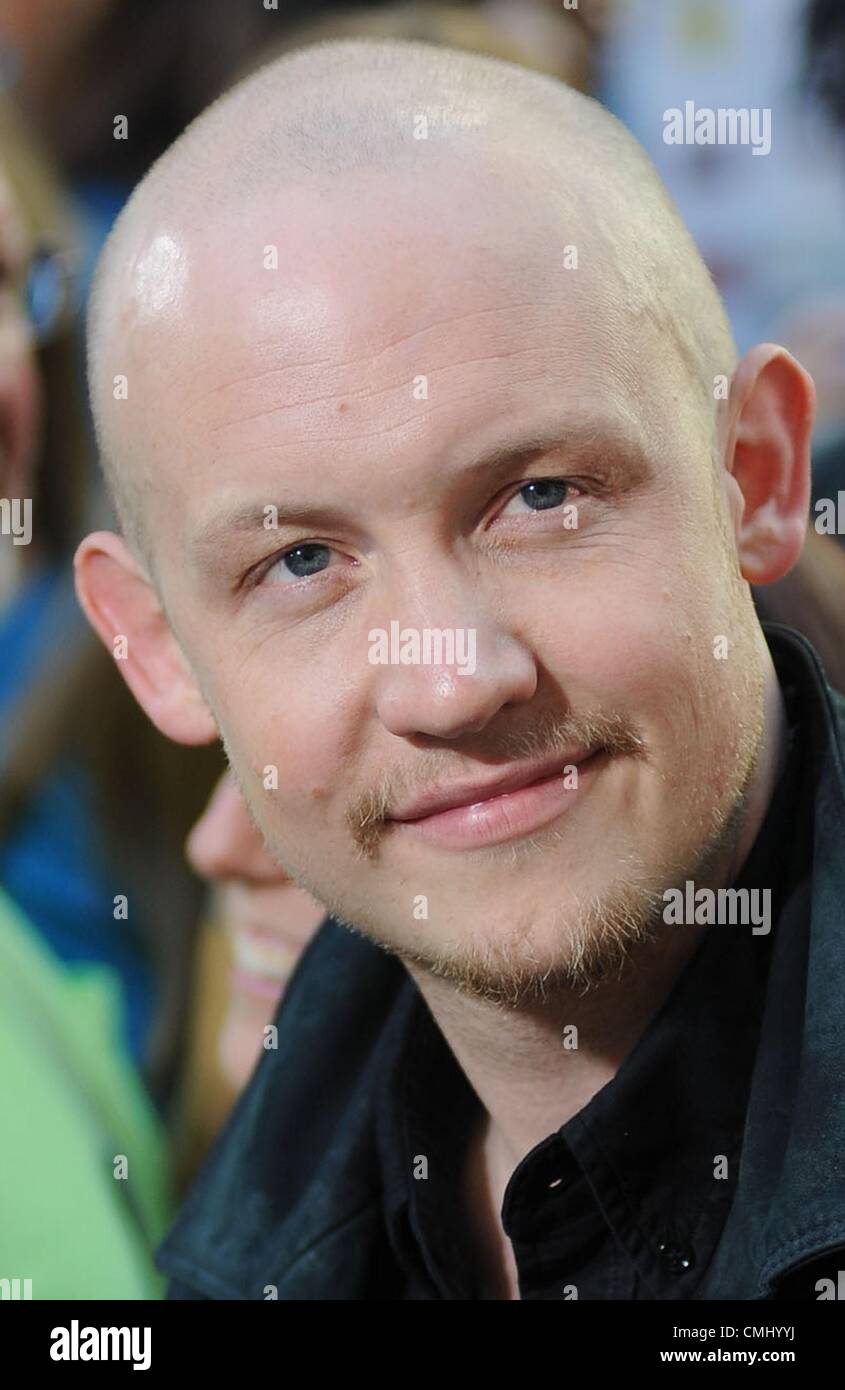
[371,598,537,741]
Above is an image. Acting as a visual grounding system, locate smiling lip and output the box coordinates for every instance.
[229,966,288,1001]
[388,750,605,851]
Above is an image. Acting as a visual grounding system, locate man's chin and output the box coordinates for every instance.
[344,877,671,1007]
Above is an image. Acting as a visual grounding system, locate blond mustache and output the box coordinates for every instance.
[346,710,646,859]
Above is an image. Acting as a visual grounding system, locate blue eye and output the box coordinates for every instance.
[499,479,575,518]
[518,480,570,511]
[275,543,332,581]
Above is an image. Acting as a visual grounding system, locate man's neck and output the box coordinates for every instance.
[409,916,711,1191]
[413,928,714,1300]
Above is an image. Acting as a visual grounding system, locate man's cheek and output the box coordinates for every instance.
[537,595,679,705]
[248,734,340,807]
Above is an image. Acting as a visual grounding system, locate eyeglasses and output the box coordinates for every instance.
[0,239,79,347]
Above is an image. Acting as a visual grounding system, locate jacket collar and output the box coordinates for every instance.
[699,626,845,1296]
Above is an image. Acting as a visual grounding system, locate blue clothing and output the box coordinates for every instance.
[0,568,153,1061]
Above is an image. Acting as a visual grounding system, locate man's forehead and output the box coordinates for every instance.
[126,141,603,332]
[119,182,680,554]
[146,259,633,502]
[119,182,621,454]
[107,138,707,565]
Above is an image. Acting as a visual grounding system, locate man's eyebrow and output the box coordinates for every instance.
[457,417,651,483]
[189,499,353,570]
[188,415,650,567]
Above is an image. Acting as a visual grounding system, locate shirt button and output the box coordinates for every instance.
[657,1242,695,1274]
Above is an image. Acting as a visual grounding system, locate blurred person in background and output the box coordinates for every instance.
[0,107,171,1298]
[599,0,845,395]
[0,98,223,1106]
[185,774,326,1097]
[175,773,326,1175]
[598,1,845,568]
[749,0,845,680]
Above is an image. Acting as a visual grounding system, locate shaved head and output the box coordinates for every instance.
[88,37,734,566]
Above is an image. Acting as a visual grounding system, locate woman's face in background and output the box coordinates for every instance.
[186,771,325,1092]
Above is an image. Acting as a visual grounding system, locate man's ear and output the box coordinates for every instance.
[724,343,816,585]
[74,530,218,746]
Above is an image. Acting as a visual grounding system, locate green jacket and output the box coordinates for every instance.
[0,886,172,1298]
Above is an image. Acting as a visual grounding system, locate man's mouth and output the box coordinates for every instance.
[387,749,606,851]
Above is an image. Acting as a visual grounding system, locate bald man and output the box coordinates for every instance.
[75,39,845,1301]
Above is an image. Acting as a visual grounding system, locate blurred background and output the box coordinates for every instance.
[0,0,843,1298]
